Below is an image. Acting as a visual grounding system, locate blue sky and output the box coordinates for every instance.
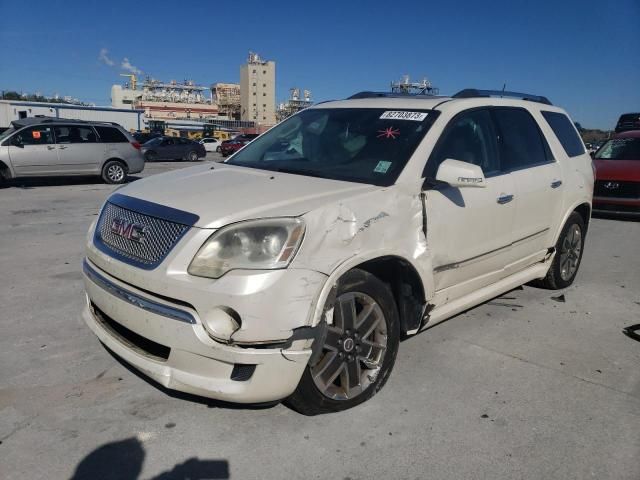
[1,0,638,129]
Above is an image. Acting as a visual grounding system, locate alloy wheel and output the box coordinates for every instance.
[107,164,125,183]
[559,224,582,281]
[311,292,388,400]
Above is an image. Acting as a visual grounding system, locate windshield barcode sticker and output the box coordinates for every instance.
[380,111,428,121]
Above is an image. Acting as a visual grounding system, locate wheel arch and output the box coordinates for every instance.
[0,160,14,180]
[101,157,128,172]
[553,201,591,244]
[309,253,430,336]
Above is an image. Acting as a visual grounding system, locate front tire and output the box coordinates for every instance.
[101,160,127,184]
[286,269,400,415]
[187,151,198,162]
[537,212,586,289]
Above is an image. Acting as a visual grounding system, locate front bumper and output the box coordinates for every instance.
[593,196,640,216]
[83,259,319,403]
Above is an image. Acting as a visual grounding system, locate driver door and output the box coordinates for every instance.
[424,108,517,303]
[8,125,60,175]
[157,137,176,160]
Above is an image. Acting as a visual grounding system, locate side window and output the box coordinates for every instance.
[493,108,549,171]
[94,126,128,143]
[541,111,585,157]
[54,126,97,144]
[13,126,55,146]
[425,109,499,178]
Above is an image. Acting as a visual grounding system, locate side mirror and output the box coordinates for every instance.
[435,158,486,188]
[11,136,24,148]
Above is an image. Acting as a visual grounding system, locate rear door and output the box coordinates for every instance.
[53,124,105,173]
[7,125,59,175]
[94,126,135,166]
[492,107,563,273]
[425,108,517,301]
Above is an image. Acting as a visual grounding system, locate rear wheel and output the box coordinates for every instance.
[286,269,400,415]
[101,160,127,184]
[537,212,586,289]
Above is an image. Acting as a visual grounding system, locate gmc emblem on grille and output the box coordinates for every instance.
[603,182,620,190]
[110,218,147,243]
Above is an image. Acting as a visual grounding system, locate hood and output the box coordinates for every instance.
[114,163,377,228]
[594,159,640,182]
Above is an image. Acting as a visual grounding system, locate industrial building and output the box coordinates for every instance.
[276,88,313,122]
[111,75,220,121]
[0,99,143,131]
[2,51,281,135]
[212,83,241,120]
[240,52,276,126]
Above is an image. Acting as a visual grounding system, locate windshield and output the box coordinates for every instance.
[226,108,434,186]
[0,127,16,143]
[144,137,162,146]
[594,138,640,160]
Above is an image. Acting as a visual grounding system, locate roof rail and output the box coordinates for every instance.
[12,117,123,127]
[348,91,442,100]
[452,89,552,105]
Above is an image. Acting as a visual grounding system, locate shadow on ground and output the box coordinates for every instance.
[70,437,229,480]
[2,176,142,188]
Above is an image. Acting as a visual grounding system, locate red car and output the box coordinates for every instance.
[219,139,251,157]
[592,130,640,216]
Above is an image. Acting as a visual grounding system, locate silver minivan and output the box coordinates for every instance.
[0,117,145,184]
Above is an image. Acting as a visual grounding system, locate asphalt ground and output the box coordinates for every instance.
[1,155,639,479]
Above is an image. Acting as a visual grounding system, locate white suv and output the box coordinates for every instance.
[82,89,593,414]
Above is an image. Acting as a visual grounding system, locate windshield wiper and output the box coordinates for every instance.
[276,167,327,179]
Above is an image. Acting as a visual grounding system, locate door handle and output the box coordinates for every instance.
[58,146,68,149]
[47,145,55,150]
[551,180,563,189]
[497,194,514,205]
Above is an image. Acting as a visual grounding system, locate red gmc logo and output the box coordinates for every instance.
[110,218,147,243]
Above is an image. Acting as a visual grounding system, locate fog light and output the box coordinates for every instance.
[202,307,241,342]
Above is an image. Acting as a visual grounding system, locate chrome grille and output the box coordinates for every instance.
[95,202,190,269]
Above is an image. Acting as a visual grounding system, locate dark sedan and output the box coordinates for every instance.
[141,136,206,162]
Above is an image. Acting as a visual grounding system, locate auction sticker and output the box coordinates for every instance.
[380,111,428,121]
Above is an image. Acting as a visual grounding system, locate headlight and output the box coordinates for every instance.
[188,218,305,278]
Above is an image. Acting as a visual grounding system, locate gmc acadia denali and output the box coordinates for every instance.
[82,89,593,415]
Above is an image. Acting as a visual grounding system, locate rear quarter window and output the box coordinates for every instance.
[541,111,585,158]
[95,126,129,143]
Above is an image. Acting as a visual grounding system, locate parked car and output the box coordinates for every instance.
[199,137,220,152]
[141,136,206,162]
[133,131,162,144]
[615,113,640,133]
[592,129,640,216]
[82,89,593,414]
[0,117,144,184]
[219,133,259,150]
[219,138,250,157]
